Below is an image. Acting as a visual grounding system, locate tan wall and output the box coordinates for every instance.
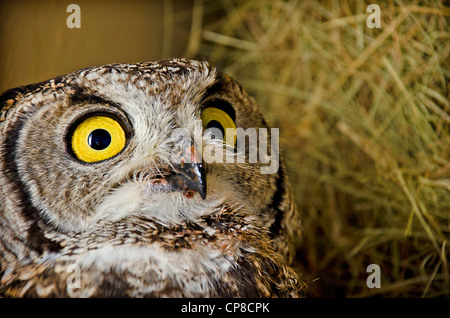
[0,0,193,92]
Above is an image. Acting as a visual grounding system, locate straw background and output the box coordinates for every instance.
[194,0,449,297]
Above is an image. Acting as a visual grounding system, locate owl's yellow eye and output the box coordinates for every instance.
[201,107,236,147]
[71,115,126,163]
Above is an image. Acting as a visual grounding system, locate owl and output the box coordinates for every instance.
[0,58,306,297]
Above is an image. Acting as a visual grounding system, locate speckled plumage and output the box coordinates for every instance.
[0,58,306,297]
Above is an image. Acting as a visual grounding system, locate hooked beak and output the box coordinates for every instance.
[167,142,206,200]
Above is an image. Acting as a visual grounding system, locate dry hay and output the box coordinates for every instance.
[185,0,450,297]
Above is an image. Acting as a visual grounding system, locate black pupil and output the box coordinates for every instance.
[88,129,111,150]
[206,120,225,139]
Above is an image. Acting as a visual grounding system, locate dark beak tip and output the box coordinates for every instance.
[194,174,207,200]
[170,161,207,200]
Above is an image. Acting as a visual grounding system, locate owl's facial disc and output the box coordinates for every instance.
[117,136,207,200]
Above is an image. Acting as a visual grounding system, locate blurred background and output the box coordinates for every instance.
[1,0,448,297]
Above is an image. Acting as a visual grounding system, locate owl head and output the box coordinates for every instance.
[0,58,304,297]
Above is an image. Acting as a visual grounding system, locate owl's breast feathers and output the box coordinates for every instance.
[1,207,305,297]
